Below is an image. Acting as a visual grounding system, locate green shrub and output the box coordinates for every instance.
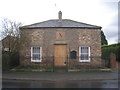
[2,52,10,71]
[9,52,19,68]
[14,65,53,71]
[102,43,120,62]
[2,51,20,71]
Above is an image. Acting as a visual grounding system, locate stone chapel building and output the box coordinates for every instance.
[19,11,102,67]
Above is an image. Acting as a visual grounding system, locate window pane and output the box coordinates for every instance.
[81,47,88,53]
[80,54,84,60]
[36,54,40,60]
[4,48,9,51]
[33,47,35,53]
[84,54,89,60]
[85,47,88,53]
[33,47,40,53]
[81,47,84,53]
[33,54,40,60]
[33,54,36,60]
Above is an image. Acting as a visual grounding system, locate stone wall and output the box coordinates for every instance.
[20,28,101,66]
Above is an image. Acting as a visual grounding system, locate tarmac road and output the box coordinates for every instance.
[2,70,118,81]
[2,79,118,88]
[2,70,119,88]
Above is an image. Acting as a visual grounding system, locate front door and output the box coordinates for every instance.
[54,44,67,66]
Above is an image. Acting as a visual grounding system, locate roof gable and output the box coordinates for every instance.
[20,19,102,29]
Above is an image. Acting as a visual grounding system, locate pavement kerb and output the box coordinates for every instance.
[2,77,118,81]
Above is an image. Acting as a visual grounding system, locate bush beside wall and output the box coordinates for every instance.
[102,43,120,62]
[2,51,19,71]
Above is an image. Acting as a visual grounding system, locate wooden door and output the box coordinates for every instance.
[54,45,67,66]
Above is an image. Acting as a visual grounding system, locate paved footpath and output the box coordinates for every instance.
[2,70,118,81]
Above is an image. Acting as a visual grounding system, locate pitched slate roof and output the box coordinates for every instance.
[20,19,102,29]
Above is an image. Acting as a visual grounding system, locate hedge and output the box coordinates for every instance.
[2,51,20,71]
[102,43,120,61]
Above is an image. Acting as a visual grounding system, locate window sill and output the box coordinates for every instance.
[79,60,90,62]
[31,60,42,62]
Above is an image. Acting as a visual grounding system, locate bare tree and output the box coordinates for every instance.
[1,18,22,38]
[1,18,22,52]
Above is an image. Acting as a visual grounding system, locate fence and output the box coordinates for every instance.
[68,56,110,71]
[22,56,111,72]
[3,54,113,72]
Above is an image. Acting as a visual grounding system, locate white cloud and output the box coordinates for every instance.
[0,0,118,44]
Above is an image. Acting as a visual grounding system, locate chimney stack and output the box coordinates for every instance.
[58,11,62,21]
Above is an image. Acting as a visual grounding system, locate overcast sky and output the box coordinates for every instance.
[0,0,119,44]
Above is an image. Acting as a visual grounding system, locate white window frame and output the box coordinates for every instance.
[4,48,9,51]
[79,46,90,62]
[31,46,42,62]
